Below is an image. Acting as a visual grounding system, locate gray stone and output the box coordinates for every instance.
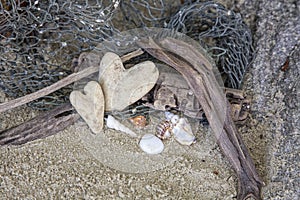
[98,52,159,111]
[70,81,105,134]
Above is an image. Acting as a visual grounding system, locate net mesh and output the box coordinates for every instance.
[0,0,253,110]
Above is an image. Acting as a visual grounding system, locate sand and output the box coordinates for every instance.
[0,0,299,199]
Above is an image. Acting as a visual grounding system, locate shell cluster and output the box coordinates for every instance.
[156,112,196,146]
[138,112,196,154]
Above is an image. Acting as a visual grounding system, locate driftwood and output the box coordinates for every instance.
[0,103,79,145]
[0,66,98,113]
[137,37,264,200]
[0,49,144,114]
[0,49,145,145]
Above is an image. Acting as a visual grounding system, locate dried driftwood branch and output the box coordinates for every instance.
[0,103,79,145]
[137,37,264,200]
[0,49,144,113]
[0,49,144,145]
[0,66,98,113]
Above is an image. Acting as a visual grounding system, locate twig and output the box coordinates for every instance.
[120,48,144,62]
[0,66,98,113]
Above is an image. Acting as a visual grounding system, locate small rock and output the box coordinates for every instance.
[118,190,125,198]
[139,134,164,154]
[70,81,104,134]
[98,52,159,111]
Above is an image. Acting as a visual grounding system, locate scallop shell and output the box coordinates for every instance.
[139,134,164,154]
[106,115,138,138]
[172,118,196,146]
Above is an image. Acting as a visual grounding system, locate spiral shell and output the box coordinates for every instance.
[156,120,172,140]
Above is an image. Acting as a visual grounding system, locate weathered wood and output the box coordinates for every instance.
[0,103,79,145]
[0,49,145,145]
[0,66,99,113]
[137,37,264,200]
[0,49,144,114]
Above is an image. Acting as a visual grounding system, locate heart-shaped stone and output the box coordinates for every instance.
[70,81,104,134]
[99,52,159,111]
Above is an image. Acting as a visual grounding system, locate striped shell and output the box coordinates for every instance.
[156,120,172,140]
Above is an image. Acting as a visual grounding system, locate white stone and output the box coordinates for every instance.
[70,81,104,134]
[139,134,164,154]
[99,52,159,111]
[106,115,138,138]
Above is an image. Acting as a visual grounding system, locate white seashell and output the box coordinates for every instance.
[165,111,175,120]
[170,115,179,125]
[165,111,179,125]
[106,115,138,138]
[172,118,196,146]
[139,134,164,154]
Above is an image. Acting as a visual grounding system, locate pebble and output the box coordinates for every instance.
[98,52,159,111]
[70,81,104,134]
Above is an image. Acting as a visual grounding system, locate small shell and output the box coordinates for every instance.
[139,134,164,154]
[165,111,175,120]
[129,115,147,128]
[165,111,179,125]
[106,115,138,138]
[172,118,196,145]
[156,120,172,140]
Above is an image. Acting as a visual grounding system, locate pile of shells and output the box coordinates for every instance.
[139,112,196,154]
[70,51,196,155]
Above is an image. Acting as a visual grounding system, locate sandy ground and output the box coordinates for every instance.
[0,0,299,199]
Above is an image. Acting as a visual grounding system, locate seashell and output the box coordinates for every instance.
[165,111,175,120]
[156,120,172,140]
[106,115,138,138]
[98,52,159,111]
[165,111,179,125]
[129,115,147,128]
[70,81,104,134]
[172,118,196,146]
[139,134,164,154]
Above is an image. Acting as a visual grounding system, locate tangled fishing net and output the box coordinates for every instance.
[0,0,254,110]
